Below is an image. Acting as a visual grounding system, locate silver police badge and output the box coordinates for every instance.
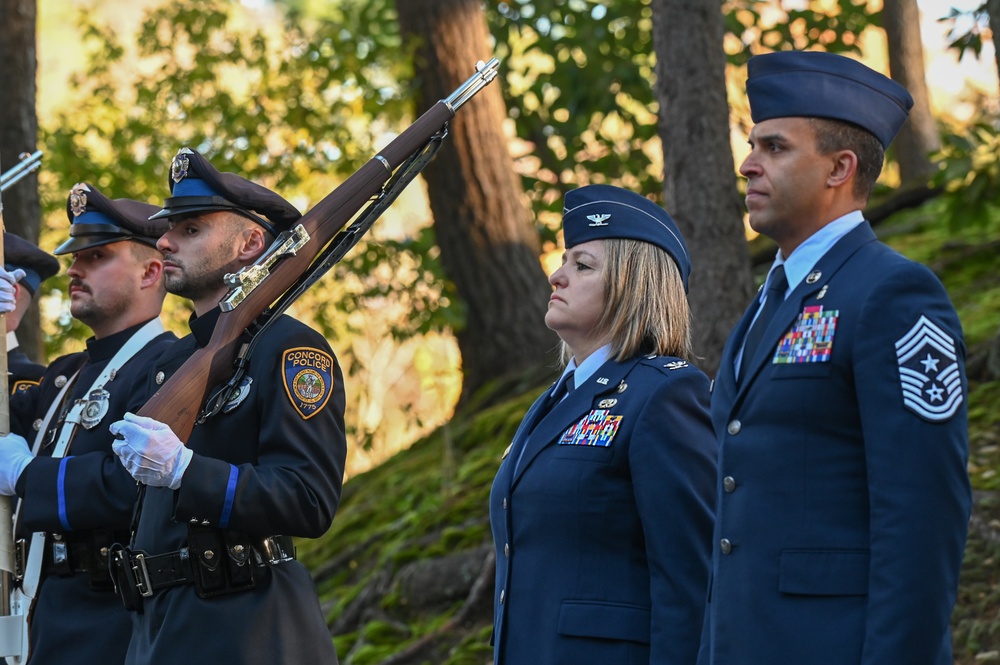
[222,376,253,413]
[171,148,193,183]
[80,388,111,429]
[895,315,963,422]
[69,183,91,217]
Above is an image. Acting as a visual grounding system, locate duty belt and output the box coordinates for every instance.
[123,535,294,597]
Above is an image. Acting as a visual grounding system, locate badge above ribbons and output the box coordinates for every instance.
[895,315,963,422]
[282,347,335,419]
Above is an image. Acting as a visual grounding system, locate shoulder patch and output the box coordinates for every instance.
[11,379,39,395]
[282,347,335,420]
[895,315,963,422]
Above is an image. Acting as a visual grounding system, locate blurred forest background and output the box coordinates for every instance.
[1,0,999,661]
[2,0,994,477]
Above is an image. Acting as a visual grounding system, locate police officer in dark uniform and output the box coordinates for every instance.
[701,52,971,665]
[490,185,716,664]
[0,184,175,664]
[3,232,60,393]
[110,148,346,664]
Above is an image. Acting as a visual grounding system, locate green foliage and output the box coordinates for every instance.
[487,0,881,244]
[724,0,876,63]
[938,2,991,61]
[934,118,1000,234]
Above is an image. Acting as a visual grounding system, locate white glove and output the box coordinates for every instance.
[0,267,25,314]
[0,433,33,496]
[110,413,193,490]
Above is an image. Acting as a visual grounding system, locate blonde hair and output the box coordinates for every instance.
[560,238,691,363]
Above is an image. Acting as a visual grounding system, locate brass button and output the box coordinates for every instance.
[723,476,737,493]
[204,550,215,560]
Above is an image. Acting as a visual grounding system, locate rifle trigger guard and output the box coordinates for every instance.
[220,225,311,312]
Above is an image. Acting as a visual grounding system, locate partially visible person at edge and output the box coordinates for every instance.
[490,184,717,665]
[0,184,175,664]
[3,232,60,393]
[700,51,971,665]
[109,147,347,664]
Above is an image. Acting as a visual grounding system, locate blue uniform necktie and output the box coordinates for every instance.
[741,265,788,378]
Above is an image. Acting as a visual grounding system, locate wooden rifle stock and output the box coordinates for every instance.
[136,58,500,442]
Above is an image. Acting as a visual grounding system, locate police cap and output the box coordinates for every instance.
[746,50,913,149]
[54,183,165,256]
[150,148,301,235]
[562,184,691,292]
[4,233,60,296]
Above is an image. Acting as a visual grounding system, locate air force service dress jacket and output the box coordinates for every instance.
[701,221,971,665]
[490,353,716,665]
[10,320,176,665]
[124,309,346,665]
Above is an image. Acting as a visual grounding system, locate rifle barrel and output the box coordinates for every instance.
[0,152,43,194]
[137,58,501,442]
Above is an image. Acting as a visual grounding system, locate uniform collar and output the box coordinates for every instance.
[85,318,161,363]
[768,210,865,299]
[563,344,612,391]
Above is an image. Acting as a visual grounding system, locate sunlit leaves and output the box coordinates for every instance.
[934,118,1000,233]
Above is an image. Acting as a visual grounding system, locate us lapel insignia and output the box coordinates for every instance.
[598,398,618,408]
[596,377,609,385]
[806,270,822,284]
[282,347,335,419]
[774,305,838,364]
[223,376,253,413]
[895,315,963,422]
[617,381,628,393]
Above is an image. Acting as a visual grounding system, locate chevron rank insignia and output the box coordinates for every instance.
[282,348,335,419]
[895,315,963,422]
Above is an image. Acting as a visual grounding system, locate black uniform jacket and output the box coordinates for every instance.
[124,309,346,665]
[10,320,176,665]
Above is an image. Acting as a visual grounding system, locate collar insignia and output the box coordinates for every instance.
[587,213,611,226]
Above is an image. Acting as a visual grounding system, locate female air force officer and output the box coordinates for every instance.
[490,184,717,665]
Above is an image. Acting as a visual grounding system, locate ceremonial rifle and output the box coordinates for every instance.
[0,151,38,663]
[136,58,499,437]
[0,152,43,194]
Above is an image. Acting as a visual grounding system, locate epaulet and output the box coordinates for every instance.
[638,353,693,374]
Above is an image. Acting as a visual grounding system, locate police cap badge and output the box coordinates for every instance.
[55,183,165,256]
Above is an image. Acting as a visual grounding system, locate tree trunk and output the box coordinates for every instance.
[394,0,559,402]
[0,0,44,361]
[651,0,752,377]
[988,0,1000,95]
[883,0,941,186]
